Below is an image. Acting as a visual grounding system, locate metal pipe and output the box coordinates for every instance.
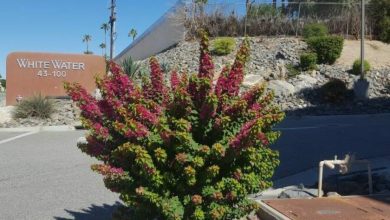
[109,0,116,60]
[318,161,324,197]
[295,2,301,37]
[317,155,373,198]
[360,0,365,79]
[367,163,373,194]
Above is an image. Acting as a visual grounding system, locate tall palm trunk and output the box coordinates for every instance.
[104,30,107,56]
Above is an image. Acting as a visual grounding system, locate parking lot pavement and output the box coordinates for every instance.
[0,130,119,220]
[273,114,390,179]
[0,113,389,219]
[0,132,26,141]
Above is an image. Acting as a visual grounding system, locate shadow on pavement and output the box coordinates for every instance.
[54,202,122,220]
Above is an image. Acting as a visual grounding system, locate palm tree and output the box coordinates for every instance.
[128,28,137,41]
[82,34,92,54]
[100,23,110,56]
[195,0,208,16]
[99,43,106,57]
[245,0,255,36]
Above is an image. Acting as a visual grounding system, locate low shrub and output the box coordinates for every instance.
[65,31,284,220]
[0,79,5,89]
[321,78,349,104]
[13,94,54,119]
[286,63,301,77]
[351,59,371,75]
[300,52,317,71]
[211,37,236,56]
[121,56,141,79]
[161,62,171,73]
[378,17,390,43]
[307,36,344,64]
[302,23,328,39]
[368,0,390,43]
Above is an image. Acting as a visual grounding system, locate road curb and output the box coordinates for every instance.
[0,125,76,132]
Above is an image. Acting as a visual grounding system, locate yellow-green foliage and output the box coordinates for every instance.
[212,37,236,56]
[352,59,371,75]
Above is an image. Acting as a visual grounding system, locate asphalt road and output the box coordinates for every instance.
[0,114,389,219]
[0,131,119,220]
[274,113,390,179]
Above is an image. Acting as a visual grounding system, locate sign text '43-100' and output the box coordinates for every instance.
[16,58,86,78]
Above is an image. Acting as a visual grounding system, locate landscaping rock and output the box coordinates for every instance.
[0,99,80,128]
[292,74,318,92]
[267,80,295,97]
[243,74,264,87]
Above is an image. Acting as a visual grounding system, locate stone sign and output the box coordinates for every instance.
[6,52,106,105]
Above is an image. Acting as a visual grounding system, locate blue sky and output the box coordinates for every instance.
[0,0,178,78]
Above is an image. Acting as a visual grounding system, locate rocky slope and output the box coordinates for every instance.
[140,37,390,116]
[1,37,389,128]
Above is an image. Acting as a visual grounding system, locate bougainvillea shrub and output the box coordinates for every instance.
[65,31,284,220]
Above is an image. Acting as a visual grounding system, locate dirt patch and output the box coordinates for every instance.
[336,40,390,69]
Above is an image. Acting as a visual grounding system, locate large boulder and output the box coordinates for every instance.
[243,74,264,87]
[294,74,318,92]
[267,80,295,97]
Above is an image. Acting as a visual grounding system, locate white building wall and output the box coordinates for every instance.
[115,1,186,63]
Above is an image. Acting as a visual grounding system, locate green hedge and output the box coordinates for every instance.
[307,36,344,64]
[302,23,328,39]
[321,78,349,104]
[300,52,317,71]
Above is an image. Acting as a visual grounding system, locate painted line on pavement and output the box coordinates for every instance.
[276,123,352,130]
[0,131,38,145]
[276,126,318,130]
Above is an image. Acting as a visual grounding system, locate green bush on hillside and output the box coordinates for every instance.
[321,78,349,104]
[379,17,390,43]
[286,63,301,77]
[300,52,317,71]
[302,23,328,39]
[13,94,54,119]
[307,36,344,64]
[212,37,236,56]
[351,59,371,75]
[368,0,390,43]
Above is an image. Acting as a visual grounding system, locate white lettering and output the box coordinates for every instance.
[17,59,28,68]
[60,62,69,69]
[18,59,86,71]
[27,60,35,68]
[43,61,50,69]
[52,60,62,69]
